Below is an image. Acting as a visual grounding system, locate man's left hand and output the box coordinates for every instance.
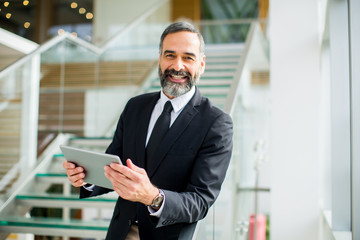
[104,159,159,206]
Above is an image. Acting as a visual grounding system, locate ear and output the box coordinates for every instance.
[199,55,206,75]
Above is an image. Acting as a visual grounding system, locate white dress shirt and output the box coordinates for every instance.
[145,87,196,146]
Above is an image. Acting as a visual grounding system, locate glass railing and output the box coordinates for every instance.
[0,52,40,191]
[191,22,270,240]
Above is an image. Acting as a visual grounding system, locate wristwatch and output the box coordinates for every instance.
[150,191,164,209]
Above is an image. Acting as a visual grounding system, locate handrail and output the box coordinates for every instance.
[0,33,101,79]
[224,22,256,115]
[0,28,38,54]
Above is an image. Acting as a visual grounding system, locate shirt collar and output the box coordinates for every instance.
[160,87,196,114]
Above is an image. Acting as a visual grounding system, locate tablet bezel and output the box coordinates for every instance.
[60,145,122,189]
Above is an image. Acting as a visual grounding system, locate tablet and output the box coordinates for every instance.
[60,145,122,189]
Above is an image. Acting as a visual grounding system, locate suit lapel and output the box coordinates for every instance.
[135,93,160,168]
[147,88,202,178]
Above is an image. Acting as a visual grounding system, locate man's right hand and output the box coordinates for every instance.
[63,161,86,187]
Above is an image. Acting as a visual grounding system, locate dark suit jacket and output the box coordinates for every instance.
[80,87,233,240]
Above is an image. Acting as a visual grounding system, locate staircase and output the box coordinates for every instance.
[0,136,116,238]
[0,43,244,239]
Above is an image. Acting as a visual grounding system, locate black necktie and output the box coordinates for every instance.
[146,101,173,169]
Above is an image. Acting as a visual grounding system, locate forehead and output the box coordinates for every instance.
[162,31,201,55]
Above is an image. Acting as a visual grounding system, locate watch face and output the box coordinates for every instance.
[152,194,164,207]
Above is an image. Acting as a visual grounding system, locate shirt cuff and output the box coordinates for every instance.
[83,184,95,191]
[147,189,165,217]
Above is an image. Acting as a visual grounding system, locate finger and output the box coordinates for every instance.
[68,172,85,183]
[104,166,129,185]
[72,178,86,187]
[126,159,145,174]
[66,166,84,177]
[63,161,76,169]
[109,160,144,181]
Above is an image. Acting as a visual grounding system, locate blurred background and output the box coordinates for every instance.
[0,0,358,240]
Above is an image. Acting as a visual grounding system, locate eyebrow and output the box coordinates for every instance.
[163,50,197,58]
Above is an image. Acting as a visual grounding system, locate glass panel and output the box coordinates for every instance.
[201,23,251,44]
[0,59,34,186]
[39,39,99,138]
[190,22,269,239]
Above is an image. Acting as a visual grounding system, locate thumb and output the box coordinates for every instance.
[126,159,144,173]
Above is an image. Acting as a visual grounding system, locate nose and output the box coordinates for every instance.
[172,57,185,71]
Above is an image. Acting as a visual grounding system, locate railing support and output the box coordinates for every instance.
[19,54,40,176]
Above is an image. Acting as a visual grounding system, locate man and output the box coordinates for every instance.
[63,21,233,240]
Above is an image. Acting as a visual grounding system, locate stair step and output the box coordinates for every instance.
[15,193,117,208]
[0,217,108,238]
[197,88,229,94]
[67,139,112,153]
[0,148,20,155]
[205,57,239,63]
[35,173,71,184]
[205,64,238,70]
[0,156,18,162]
[202,71,235,77]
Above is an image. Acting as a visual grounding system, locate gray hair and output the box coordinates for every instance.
[159,21,205,56]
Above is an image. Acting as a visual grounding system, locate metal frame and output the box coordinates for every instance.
[329,0,352,231]
[19,55,40,175]
[349,0,360,238]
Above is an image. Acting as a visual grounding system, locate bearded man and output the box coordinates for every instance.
[63,21,233,240]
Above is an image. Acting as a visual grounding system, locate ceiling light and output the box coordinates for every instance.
[86,12,93,19]
[6,13,11,19]
[4,2,9,7]
[79,8,86,14]
[24,22,30,28]
[23,0,29,6]
[71,2,78,8]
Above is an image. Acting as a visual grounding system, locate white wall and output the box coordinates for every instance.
[269,0,322,239]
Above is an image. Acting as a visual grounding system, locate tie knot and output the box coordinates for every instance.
[163,101,173,114]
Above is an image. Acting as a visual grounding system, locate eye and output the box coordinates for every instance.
[184,56,195,61]
[165,54,175,58]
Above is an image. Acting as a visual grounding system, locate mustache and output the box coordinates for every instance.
[164,69,192,79]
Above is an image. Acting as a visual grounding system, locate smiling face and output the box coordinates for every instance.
[158,31,205,99]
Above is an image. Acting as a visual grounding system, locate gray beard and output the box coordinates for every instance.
[158,67,198,97]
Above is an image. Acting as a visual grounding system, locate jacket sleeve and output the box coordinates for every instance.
[155,112,233,227]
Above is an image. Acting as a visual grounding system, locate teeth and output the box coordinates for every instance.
[171,74,186,79]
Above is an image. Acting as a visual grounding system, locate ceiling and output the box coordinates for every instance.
[0,0,93,42]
